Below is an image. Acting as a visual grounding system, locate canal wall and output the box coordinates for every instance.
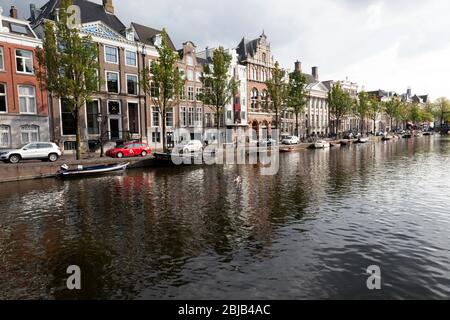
[0,157,155,184]
[0,137,385,184]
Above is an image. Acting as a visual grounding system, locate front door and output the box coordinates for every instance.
[110,119,120,140]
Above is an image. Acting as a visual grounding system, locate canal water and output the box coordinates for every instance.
[0,137,449,299]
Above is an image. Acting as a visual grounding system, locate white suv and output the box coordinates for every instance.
[282,136,300,145]
[175,140,204,154]
[0,143,62,164]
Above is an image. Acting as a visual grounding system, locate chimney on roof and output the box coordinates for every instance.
[312,66,319,81]
[10,6,18,19]
[103,0,115,15]
[30,4,37,22]
[294,60,301,73]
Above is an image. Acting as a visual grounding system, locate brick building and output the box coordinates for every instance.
[0,6,49,149]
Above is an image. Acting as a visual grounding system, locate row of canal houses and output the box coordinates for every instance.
[1,0,399,153]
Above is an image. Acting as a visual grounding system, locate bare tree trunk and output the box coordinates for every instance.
[162,106,167,153]
[295,113,299,136]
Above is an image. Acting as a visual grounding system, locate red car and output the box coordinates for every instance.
[106,142,151,158]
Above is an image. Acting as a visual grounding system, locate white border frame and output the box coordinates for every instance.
[17,84,37,115]
[104,45,119,65]
[84,98,101,136]
[124,50,138,67]
[0,82,7,113]
[127,101,140,135]
[15,49,34,75]
[105,70,120,94]
[125,73,139,96]
[0,47,4,72]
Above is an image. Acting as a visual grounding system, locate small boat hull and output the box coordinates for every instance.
[57,162,129,178]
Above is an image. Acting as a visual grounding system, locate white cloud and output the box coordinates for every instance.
[2,0,449,99]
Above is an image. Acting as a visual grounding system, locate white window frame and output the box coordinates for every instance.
[187,86,194,101]
[127,101,140,135]
[125,73,139,96]
[186,56,194,66]
[188,107,195,127]
[0,47,4,71]
[0,83,7,113]
[187,69,194,81]
[85,99,100,136]
[20,125,40,144]
[152,106,160,128]
[166,109,173,128]
[104,45,119,64]
[15,49,34,75]
[107,100,122,140]
[180,106,186,127]
[0,125,10,148]
[106,71,120,94]
[125,50,137,67]
[18,85,36,114]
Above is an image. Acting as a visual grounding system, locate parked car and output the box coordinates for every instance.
[281,136,300,145]
[343,132,354,139]
[0,142,62,164]
[174,140,204,154]
[106,142,151,158]
[258,139,277,147]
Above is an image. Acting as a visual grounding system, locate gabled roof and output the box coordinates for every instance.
[236,37,259,62]
[131,22,176,51]
[32,0,126,35]
[1,16,37,39]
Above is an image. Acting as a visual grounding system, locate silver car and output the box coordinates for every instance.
[0,143,62,164]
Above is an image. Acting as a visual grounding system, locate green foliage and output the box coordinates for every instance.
[140,29,185,152]
[432,97,450,125]
[265,62,286,130]
[355,91,370,132]
[197,47,238,132]
[328,83,353,134]
[36,0,100,160]
[285,69,308,135]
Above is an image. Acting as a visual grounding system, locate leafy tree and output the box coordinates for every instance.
[408,103,422,125]
[37,0,100,160]
[266,62,286,131]
[285,68,308,136]
[197,47,238,138]
[368,97,382,133]
[356,91,370,134]
[433,97,450,126]
[384,97,401,132]
[328,83,352,137]
[141,29,185,153]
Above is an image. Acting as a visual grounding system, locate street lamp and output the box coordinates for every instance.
[97,114,104,158]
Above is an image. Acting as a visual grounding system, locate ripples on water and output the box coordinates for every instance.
[0,137,449,299]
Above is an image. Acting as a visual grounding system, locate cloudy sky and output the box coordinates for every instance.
[2,0,450,99]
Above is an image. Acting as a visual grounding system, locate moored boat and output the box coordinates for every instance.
[57,162,129,178]
[357,137,369,143]
[314,140,331,149]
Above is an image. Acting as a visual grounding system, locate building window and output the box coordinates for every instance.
[188,107,195,127]
[227,110,232,120]
[127,74,138,95]
[16,49,34,74]
[251,88,258,110]
[0,83,7,113]
[196,107,202,127]
[186,56,194,66]
[106,72,119,93]
[152,132,161,143]
[241,111,246,121]
[151,82,159,98]
[180,107,186,127]
[108,101,121,115]
[105,46,118,64]
[196,72,201,82]
[152,107,160,127]
[196,87,202,101]
[166,110,173,127]
[18,86,36,114]
[0,125,10,148]
[187,70,194,81]
[61,99,76,135]
[21,125,39,144]
[261,90,268,111]
[125,50,137,67]
[128,103,139,134]
[86,100,99,135]
[188,86,194,101]
[0,47,4,71]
